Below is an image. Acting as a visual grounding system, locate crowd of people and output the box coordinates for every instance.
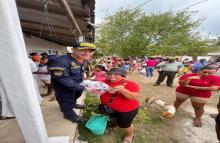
[2,41,220,142]
[28,48,220,142]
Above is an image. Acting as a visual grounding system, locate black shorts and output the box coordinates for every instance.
[216,114,220,126]
[111,107,139,128]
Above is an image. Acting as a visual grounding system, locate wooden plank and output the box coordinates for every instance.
[17,7,89,31]
[16,0,89,18]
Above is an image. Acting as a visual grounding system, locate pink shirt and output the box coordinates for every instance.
[145,60,157,67]
[94,71,106,81]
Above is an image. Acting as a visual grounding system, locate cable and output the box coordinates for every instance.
[175,0,208,12]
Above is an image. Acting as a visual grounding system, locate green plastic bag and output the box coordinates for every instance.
[85,114,109,135]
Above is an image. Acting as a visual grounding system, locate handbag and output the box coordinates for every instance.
[85,114,109,135]
[98,93,117,116]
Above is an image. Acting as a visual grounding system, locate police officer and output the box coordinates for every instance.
[50,42,96,123]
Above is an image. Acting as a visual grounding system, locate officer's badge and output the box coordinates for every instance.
[70,61,80,69]
[54,71,63,76]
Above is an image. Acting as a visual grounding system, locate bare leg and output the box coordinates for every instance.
[174,98,186,110]
[191,101,205,127]
[123,124,134,142]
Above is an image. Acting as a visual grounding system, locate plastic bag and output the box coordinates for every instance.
[80,80,110,95]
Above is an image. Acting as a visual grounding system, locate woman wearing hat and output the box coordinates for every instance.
[100,68,140,143]
[174,66,220,127]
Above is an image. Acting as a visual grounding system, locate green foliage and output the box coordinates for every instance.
[96,8,218,57]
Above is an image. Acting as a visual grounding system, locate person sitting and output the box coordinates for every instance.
[174,66,220,127]
[100,68,140,143]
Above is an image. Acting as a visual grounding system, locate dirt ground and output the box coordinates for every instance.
[127,71,219,143]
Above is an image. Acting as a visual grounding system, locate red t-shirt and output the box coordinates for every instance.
[100,79,140,112]
[176,73,220,98]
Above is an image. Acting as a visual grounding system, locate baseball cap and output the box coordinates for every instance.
[73,42,96,51]
[108,68,127,77]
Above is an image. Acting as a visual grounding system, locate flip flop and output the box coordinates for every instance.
[193,118,202,127]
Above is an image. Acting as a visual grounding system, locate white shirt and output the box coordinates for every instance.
[38,66,51,81]
[29,58,38,73]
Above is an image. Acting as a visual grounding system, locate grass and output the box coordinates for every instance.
[77,92,185,143]
[78,72,220,142]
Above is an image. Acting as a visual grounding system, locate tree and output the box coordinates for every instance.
[96,8,218,57]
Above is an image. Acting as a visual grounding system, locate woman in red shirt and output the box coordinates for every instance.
[100,68,140,143]
[174,66,220,127]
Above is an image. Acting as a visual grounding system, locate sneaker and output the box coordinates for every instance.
[64,115,84,123]
[74,104,85,109]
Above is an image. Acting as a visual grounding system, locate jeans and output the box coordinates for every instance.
[145,67,154,77]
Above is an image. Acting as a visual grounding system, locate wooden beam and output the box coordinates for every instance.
[17,7,89,31]
[20,21,91,35]
[16,0,89,17]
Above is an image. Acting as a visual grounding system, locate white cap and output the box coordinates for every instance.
[67,46,73,53]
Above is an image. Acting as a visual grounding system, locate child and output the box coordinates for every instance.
[92,65,107,82]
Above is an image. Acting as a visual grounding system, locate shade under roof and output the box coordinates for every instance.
[16,0,95,46]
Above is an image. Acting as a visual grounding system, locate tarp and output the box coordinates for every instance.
[0,0,48,143]
[0,78,14,117]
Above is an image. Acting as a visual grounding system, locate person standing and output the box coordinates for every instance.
[50,42,96,123]
[37,56,53,97]
[145,57,157,78]
[28,53,42,104]
[154,58,183,87]
[174,66,220,127]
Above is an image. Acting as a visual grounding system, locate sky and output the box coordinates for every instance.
[95,0,220,38]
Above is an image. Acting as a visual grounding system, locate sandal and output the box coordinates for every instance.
[193,118,202,127]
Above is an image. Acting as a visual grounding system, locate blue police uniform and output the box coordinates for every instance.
[50,55,86,122]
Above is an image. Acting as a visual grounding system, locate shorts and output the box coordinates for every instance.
[111,107,139,128]
[216,114,220,126]
[176,92,209,104]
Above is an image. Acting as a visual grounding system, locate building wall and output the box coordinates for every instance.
[23,34,67,55]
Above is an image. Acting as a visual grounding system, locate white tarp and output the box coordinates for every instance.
[0,78,14,117]
[0,0,48,143]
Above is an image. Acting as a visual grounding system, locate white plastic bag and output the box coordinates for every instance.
[81,80,110,95]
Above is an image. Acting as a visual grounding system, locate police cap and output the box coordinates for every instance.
[73,42,96,51]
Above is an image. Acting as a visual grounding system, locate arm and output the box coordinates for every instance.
[178,76,200,86]
[185,85,219,91]
[119,88,139,100]
[155,62,165,68]
[33,71,50,75]
[178,78,191,86]
[109,82,140,100]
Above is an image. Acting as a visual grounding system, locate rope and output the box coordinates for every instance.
[46,6,57,38]
[40,0,57,38]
